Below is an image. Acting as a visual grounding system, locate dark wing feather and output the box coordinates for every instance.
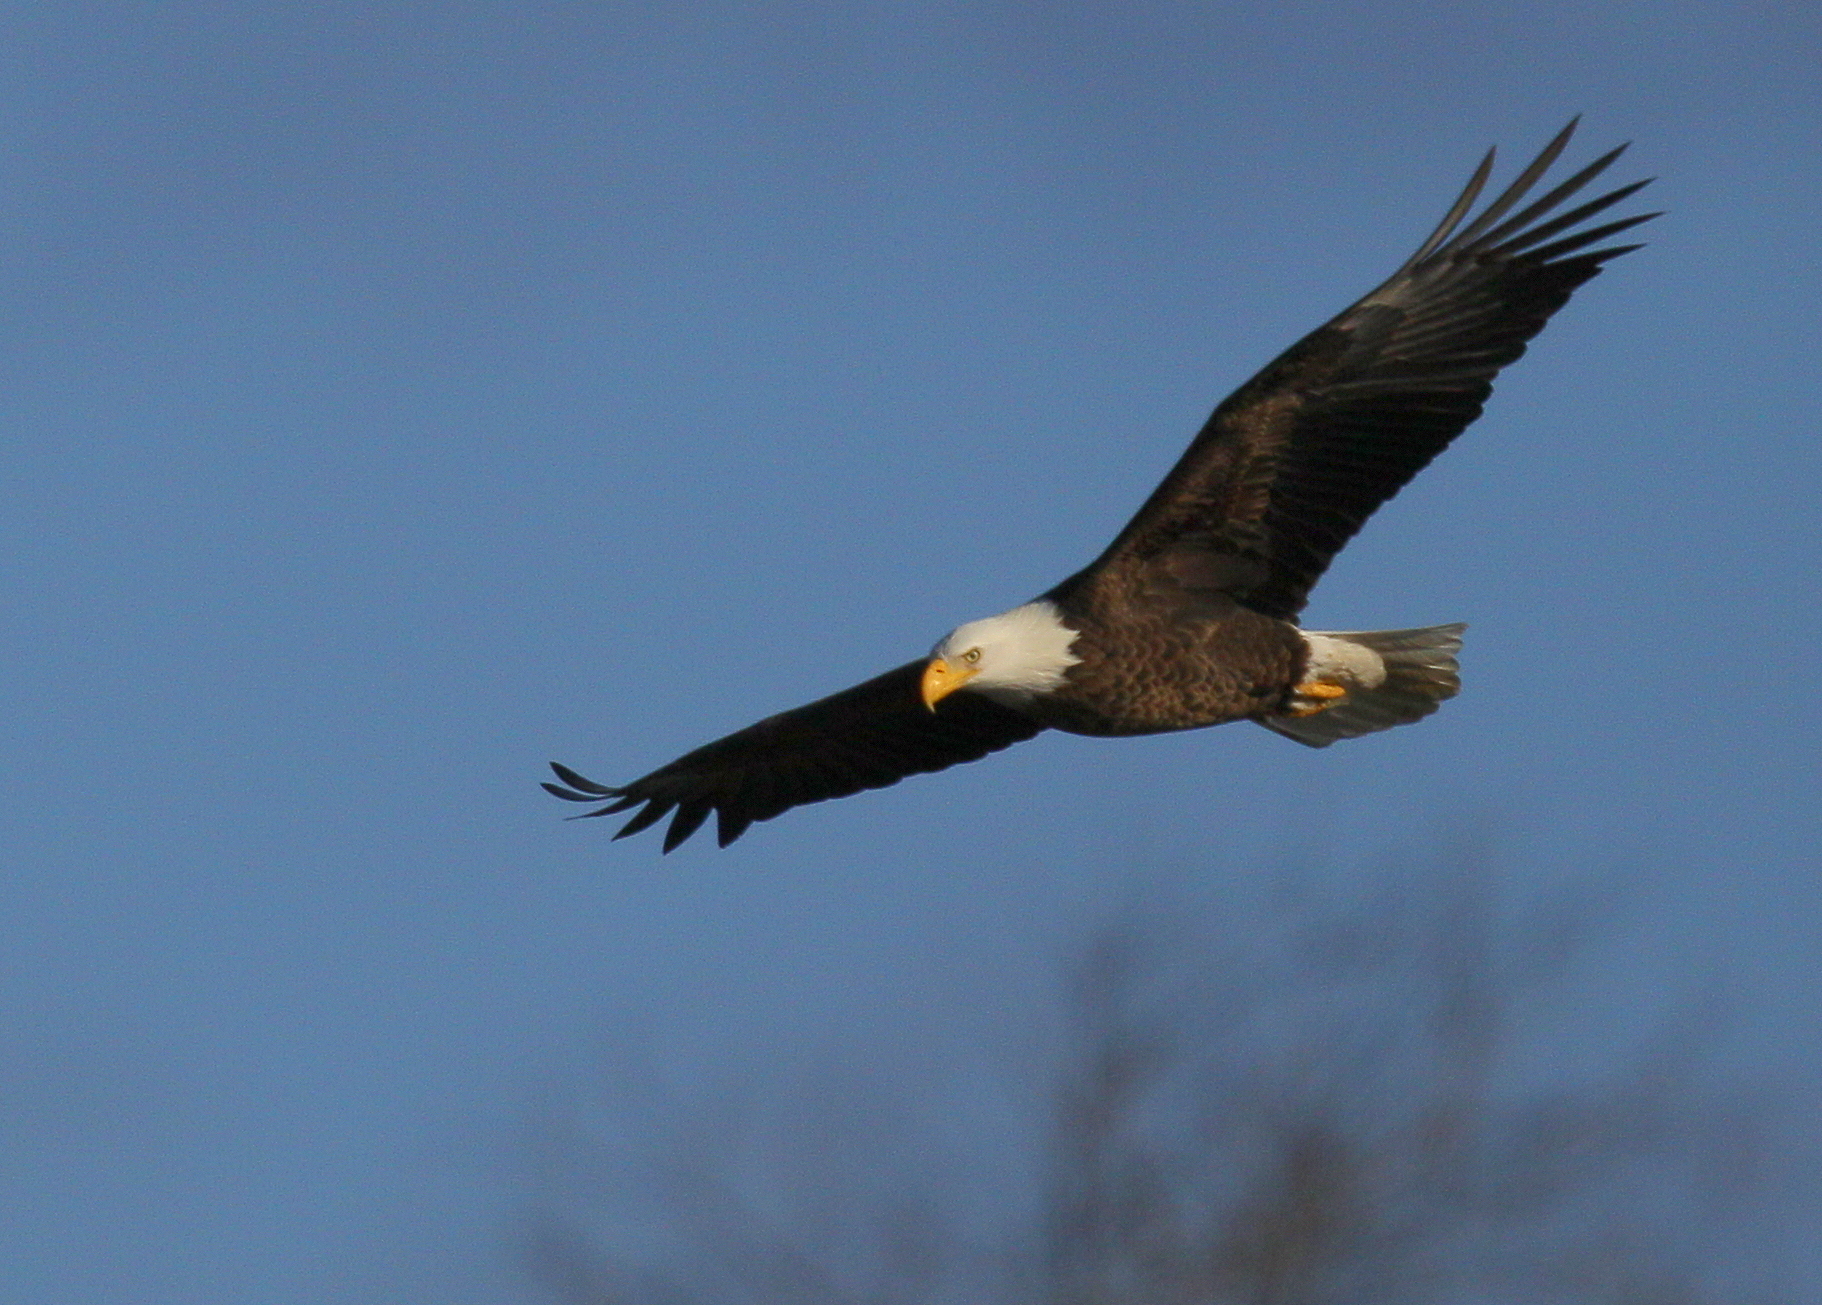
[544,660,1045,851]
[1086,119,1657,620]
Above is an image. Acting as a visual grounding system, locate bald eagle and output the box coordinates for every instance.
[546,120,1654,850]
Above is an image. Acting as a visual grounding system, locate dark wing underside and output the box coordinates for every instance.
[1086,119,1656,621]
[544,660,1044,851]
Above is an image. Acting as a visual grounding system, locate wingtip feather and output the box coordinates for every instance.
[548,761,620,796]
[541,781,598,802]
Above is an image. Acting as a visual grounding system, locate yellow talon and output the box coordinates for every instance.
[1286,680,1347,717]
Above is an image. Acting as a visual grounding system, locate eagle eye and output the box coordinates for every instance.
[962,647,982,664]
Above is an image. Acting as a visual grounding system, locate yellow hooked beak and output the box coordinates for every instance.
[920,656,979,710]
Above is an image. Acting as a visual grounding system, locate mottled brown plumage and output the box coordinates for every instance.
[546,120,1655,849]
[1028,581,1304,736]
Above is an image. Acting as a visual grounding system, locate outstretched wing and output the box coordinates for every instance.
[1087,119,1657,621]
[544,660,1045,851]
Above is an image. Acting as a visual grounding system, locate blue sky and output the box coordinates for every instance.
[3,3,1818,1300]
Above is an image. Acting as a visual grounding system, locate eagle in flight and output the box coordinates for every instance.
[546,120,1654,850]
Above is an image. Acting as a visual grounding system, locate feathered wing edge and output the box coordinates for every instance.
[1239,120,1657,617]
[1259,119,1659,607]
[544,660,1045,851]
[1387,117,1655,286]
[1085,118,1658,623]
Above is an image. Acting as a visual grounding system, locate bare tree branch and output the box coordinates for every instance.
[521,857,1780,1305]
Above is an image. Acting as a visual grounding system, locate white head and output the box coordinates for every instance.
[922,600,1082,710]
